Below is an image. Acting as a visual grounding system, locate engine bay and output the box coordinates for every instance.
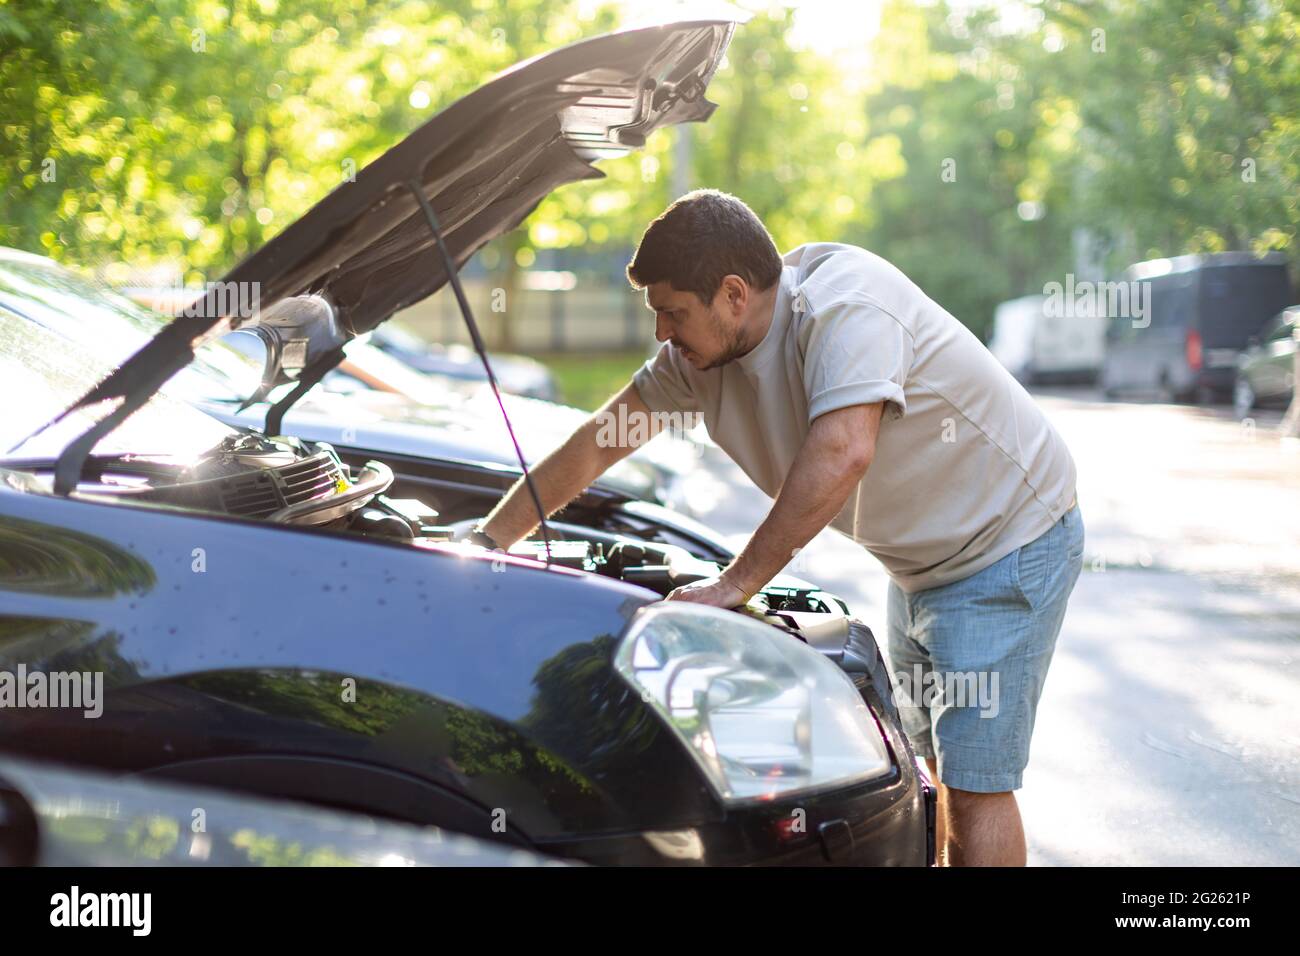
[493,536,855,651]
[345,492,855,653]
[6,431,855,653]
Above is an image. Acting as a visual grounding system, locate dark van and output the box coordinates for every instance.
[1100,252,1293,403]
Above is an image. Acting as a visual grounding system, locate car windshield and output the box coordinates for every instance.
[1265,308,1299,342]
[0,253,664,501]
[0,304,235,462]
[0,255,263,405]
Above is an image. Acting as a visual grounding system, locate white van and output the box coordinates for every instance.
[988,293,1106,384]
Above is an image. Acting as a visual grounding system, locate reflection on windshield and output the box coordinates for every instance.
[0,256,264,404]
[0,307,232,461]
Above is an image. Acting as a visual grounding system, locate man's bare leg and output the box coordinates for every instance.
[925,758,1025,866]
[924,758,948,866]
[948,788,1026,866]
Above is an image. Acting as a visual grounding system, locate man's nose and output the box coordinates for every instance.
[655,313,671,343]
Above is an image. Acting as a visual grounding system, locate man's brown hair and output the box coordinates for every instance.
[626,189,782,303]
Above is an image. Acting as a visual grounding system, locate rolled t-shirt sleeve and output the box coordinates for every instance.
[802,294,913,424]
[632,342,700,414]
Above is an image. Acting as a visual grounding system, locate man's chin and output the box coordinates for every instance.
[680,347,737,371]
[701,350,742,371]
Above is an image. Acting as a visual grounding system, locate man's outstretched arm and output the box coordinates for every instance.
[477,381,665,549]
[667,401,885,607]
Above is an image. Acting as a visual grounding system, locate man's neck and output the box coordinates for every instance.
[739,284,780,356]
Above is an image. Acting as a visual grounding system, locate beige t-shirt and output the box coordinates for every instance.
[633,242,1077,593]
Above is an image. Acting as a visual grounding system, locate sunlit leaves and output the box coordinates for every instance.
[0,0,615,277]
[1,0,1294,327]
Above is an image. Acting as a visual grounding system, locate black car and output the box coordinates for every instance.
[0,246,706,513]
[0,755,567,867]
[0,15,932,866]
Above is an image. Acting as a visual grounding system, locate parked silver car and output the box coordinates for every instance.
[1233,304,1298,417]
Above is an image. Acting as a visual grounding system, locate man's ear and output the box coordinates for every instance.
[718,274,748,313]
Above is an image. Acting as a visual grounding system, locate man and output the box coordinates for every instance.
[473,189,1084,867]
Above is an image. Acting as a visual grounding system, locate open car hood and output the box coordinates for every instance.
[32,13,739,491]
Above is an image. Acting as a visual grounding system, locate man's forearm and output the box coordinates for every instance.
[722,450,868,597]
[478,421,607,548]
[478,381,659,549]
[721,404,882,598]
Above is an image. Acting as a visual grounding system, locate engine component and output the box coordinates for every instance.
[489,533,854,651]
[377,497,443,534]
[505,539,598,571]
[117,433,345,518]
[68,432,391,526]
[349,507,416,539]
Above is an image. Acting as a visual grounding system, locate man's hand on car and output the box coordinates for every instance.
[664,574,752,608]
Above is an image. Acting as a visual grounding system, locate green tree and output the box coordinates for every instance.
[1,0,615,285]
[1045,0,1299,272]
[852,0,1079,339]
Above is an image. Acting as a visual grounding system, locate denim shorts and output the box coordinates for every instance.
[885,504,1085,792]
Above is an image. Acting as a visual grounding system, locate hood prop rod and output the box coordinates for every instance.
[404,180,552,565]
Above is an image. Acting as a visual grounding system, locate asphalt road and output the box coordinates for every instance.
[675,388,1300,866]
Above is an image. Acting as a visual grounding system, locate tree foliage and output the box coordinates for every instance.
[853,0,1298,336]
[1,0,1295,338]
[0,0,614,282]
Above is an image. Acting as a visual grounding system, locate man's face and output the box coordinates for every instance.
[645,279,749,371]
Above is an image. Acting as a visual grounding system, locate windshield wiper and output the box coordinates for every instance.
[404,180,552,566]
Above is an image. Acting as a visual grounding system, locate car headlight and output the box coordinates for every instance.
[614,603,892,805]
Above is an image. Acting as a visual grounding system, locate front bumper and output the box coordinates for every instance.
[535,760,930,866]
[538,621,934,866]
